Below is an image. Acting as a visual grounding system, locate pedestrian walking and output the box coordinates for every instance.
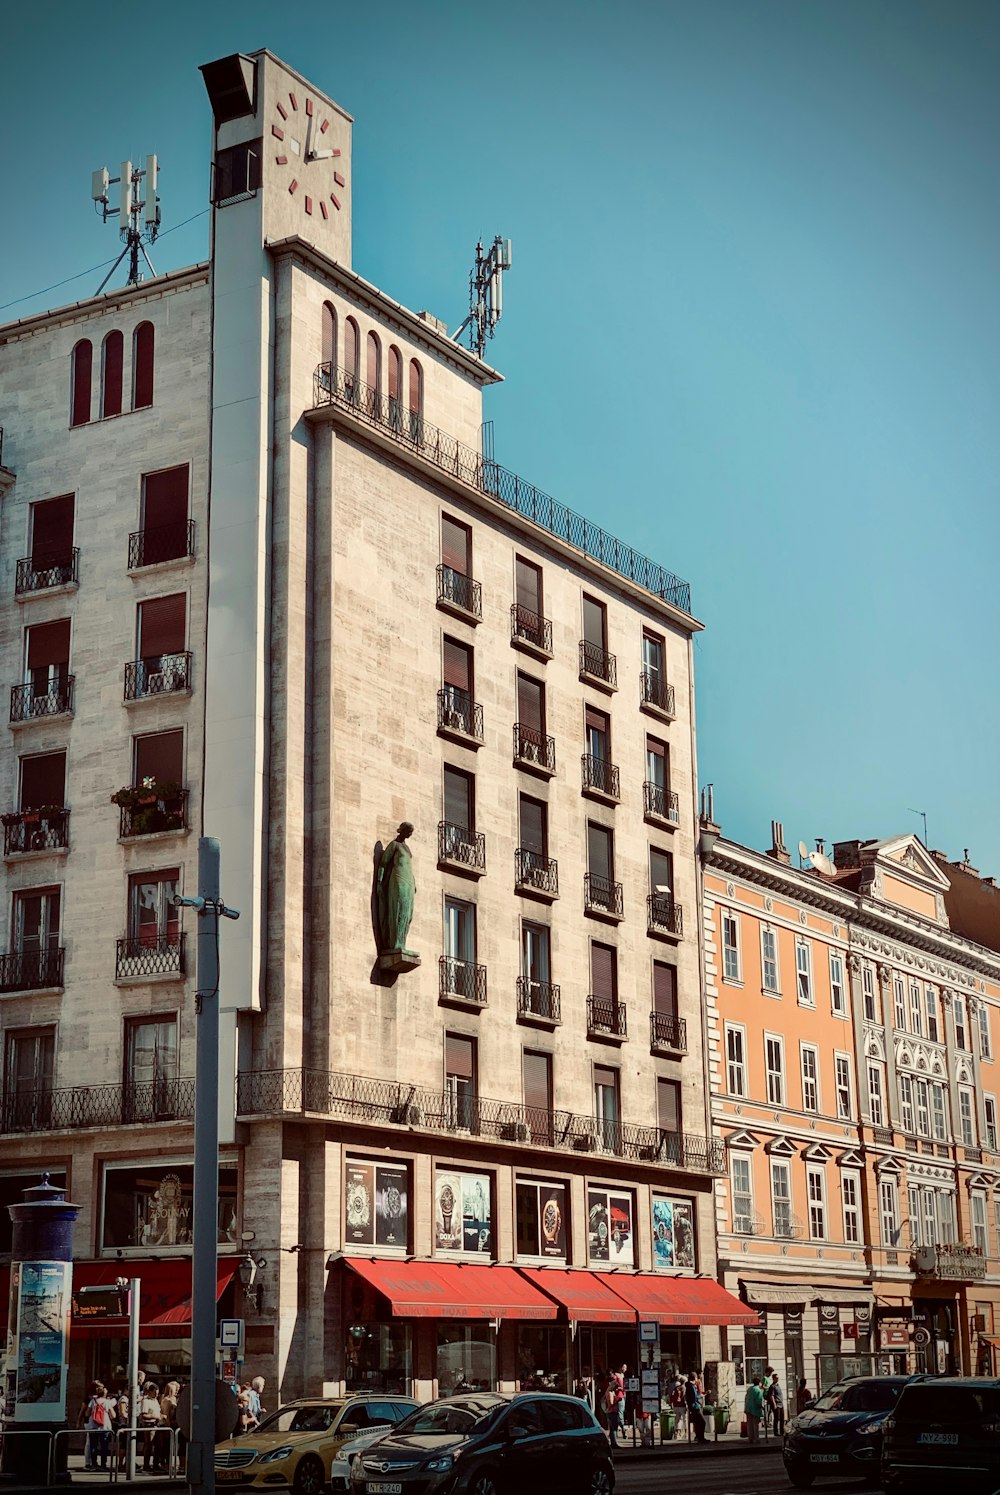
[685,1371,708,1443]
[796,1377,813,1414]
[603,1364,625,1448]
[744,1375,765,1444]
[767,1372,785,1436]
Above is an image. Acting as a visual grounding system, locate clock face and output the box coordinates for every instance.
[271,88,347,220]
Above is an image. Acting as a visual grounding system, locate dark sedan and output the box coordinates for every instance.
[782,1375,913,1487]
[349,1391,614,1495]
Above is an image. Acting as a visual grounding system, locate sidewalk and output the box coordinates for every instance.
[614,1424,785,1461]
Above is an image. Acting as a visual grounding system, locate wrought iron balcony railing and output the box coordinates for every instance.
[582,753,620,801]
[510,604,553,655]
[439,956,488,1006]
[650,1011,687,1052]
[437,820,486,873]
[10,677,74,722]
[515,848,559,898]
[3,810,69,856]
[437,688,484,742]
[436,564,482,619]
[640,670,676,717]
[587,995,628,1040]
[123,652,192,701]
[15,550,79,595]
[732,1210,766,1237]
[119,790,188,839]
[517,977,561,1024]
[579,640,617,688]
[513,723,556,775]
[0,947,65,993]
[585,873,624,919]
[774,1213,805,1240]
[128,520,195,570]
[647,893,683,938]
[312,364,692,616]
[115,933,186,980]
[237,1066,726,1173]
[0,1077,195,1136]
[643,781,680,823]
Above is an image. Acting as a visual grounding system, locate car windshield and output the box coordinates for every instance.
[811,1382,902,1414]
[255,1404,341,1435]
[394,1399,501,1437]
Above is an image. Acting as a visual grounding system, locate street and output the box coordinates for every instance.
[613,1448,881,1494]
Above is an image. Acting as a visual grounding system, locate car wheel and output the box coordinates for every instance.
[293,1453,326,1495]
[470,1472,499,1495]
[785,1468,815,1490]
[589,1465,613,1495]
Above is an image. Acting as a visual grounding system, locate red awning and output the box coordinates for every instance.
[344,1258,558,1321]
[603,1273,760,1327]
[71,1259,236,1338]
[517,1268,637,1325]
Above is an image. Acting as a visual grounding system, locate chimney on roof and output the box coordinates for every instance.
[767,820,791,865]
[833,840,861,870]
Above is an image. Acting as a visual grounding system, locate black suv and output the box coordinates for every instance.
[782,1375,914,1487]
[349,1391,614,1495]
[882,1376,1000,1494]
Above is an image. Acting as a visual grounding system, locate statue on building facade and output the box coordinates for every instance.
[376,821,420,972]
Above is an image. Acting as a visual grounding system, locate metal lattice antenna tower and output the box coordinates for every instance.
[91,156,161,293]
[453,236,512,357]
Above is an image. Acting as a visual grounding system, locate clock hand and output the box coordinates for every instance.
[309,148,335,160]
[305,111,315,160]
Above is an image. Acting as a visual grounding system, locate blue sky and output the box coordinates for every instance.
[4,0,999,874]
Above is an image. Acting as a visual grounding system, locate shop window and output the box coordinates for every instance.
[132,321,154,409]
[101,1160,237,1251]
[436,1322,496,1396]
[0,1170,66,1254]
[434,1165,491,1256]
[651,1195,695,1269]
[344,1323,412,1396]
[70,339,92,426]
[586,1183,633,1266]
[100,330,124,418]
[344,1157,409,1251]
[515,1177,567,1260]
[516,1324,571,1393]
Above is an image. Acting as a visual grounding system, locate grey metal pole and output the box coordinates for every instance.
[189,836,221,1495]
[127,1277,140,1480]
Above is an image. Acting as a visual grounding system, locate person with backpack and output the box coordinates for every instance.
[684,1371,708,1443]
[79,1381,114,1470]
[603,1364,625,1448]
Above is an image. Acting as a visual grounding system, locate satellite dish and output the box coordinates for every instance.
[810,852,835,876]
[797,841,810,860]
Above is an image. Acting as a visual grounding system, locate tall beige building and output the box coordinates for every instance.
[0,49,750,1402]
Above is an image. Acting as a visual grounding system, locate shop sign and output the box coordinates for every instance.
[587,1188,634,1267]
[345,1159,409,1249]
[435,1169,491,1254]
[651,1195,695,1270]
[879,1326,910,1349]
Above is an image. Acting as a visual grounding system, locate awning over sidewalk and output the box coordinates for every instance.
[517,1268,637,1324]
[71,1259,236,1338]
[741,1278,873,1310]
[344,1258,558,1321]
[606,1274,759,1327]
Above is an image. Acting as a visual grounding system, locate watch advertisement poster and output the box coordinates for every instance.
[587,1188,634,1266]
[10,1261,71,1422]
[345,1159,409,1250]
[435,1169,492,1255]
[516,1180,567,1259]
[652,1196,695,1270]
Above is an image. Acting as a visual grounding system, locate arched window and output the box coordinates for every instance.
[366,330,381,413]
[408,358,423,442]
[132,322,154,410]
[100,330,124,419]
[388,345,402,430]
[344,317,359,402]
[70,340,92,427]
[321,301,337,383]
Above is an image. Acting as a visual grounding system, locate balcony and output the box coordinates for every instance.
[515,848,559,901]
[437,688,484,746]
[587,995,628,1043]
[650,1011,687,1053]
[510,603,553,659]
[312,364,692,616]
[579,640,617,691]
[732,1211,766,1237]
[128,520,195,570]
[643,781,679,826]
[915,1242,987,1281]
[117,788,188,839]
[2,809,69,857]
[0,947,65,993]
[581,753,620,803]
[647,892,683,940]
[238,1066,726,1173]
[123,652,192,702]
[436,564,482,622]
[0,1077,194,1136]
[115,933,186,981]
[439,955,488,1009]
[437,820,486,877]
[15,550,79,596]
[516,977,561,1026]
[640,670,676,720]
[10,677,75,724]
[584,873,624,922]
[513,723,556,778]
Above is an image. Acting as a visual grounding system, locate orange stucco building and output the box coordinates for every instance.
[702,823,1000,1392]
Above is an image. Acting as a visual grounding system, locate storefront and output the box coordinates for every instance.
[739,1280,876,1393]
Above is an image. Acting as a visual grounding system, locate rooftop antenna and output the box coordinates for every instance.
[907,808,928,846]
[453,236,512,358]
[798,839,835,877]
[91,155,161,293]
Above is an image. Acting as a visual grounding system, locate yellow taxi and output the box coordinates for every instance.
[215,1395,419,1494]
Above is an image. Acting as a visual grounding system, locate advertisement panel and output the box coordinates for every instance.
[435,1169,492,1255]
[345,1159,410,1250]
[587,1188,633,1266]
[9,1261,71,1422]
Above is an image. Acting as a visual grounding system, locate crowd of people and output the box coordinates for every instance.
[77,1370,267,1472]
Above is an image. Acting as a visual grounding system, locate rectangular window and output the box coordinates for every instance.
[880,1178,900,1247]
[731,1155,754,1234]
[133,727,183,788]
[649,846,673,898]
[140,466,189,557]
[985,1095,998,1152]
[645,735,668,789]
[868,1063,885,1126]
[652,961,678,1020]
[830,953,846,1015]
[726,1025,746,1097]
[443,896,476,964]
[939,1191,956,1243]
[722,911,741,983]
[915,1079,930,1137]
[979,1004,992,1060]
[641,629,665,687]
[806,1166,827,1240]
[893,977,907,1031]
[443,765,474,834]
[926,987,939,1043]
[514,557,542,618]
[213,139,262,202]
[765,1035,785,1106]
[127,868,180,946]
[657,1078,681,1138]
[24,619,71,695]
[796,940,813,1004]
[899,1073,914,1133]
[137,594,186,658]
[441,514,471,576]
[587,822,614,884]
[445,1033,477,1130]
[518,795,548,858]
[922,1188,938,1247]
[124,1015,178,1121]
[19,750,66,811]
[585,704,610,763]
[761,927,779,993]
[590,942,617,1002]
[931,1083,947,1141]
[582,595,607,652]
[835,1054,852,1120]
[523,1050,553,1118]
[29,494,75,575]
[971,1192,988,1253]
[442,637,474,727]
[12,888,60,955]
[842,1172,861,1244]
[770,1160,792,1237]
[954,997,967,1050]
[594,1064,620,1149]
[862,964,877,1022]
[800,1045,819,1112]
[908,1185,921,1247]
[517,672,545,741]
[521,922,551,987]
[3,1026,55,1131]
[959,1086,975,1147]
[910,982,923,1037]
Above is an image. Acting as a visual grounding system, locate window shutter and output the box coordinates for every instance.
[443,639,471,692]
[517,674,543,733]
[101,331,124,419]
[444,768,471,829]
[441,516,470,575]
[445,1034,474,1081]
[515,558,541,614]
[71,342,92,427]
[522,1052,552,1113]
[138,594,187,655]
[657,1079,681,1134]
[519,797,545,856]
[132,322,155,409]
[582,596,604,648]
[134,729,183,785]
[587,824,612,881]
[31,495,74,568]
[652,962,678,1017]
[143,466,189,528]
[27,620,71,670]
[590,943,615,1000]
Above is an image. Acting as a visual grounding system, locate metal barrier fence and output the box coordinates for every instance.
[0,1425,181,1486]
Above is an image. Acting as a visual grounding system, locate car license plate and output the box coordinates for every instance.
[215,1473,246,1483]
[810,1453,839,1463]
[918,1432,959,1445]
[369,1485,402,1494]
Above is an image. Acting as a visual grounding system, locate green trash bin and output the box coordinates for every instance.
[660,1410,676,1441]
[714,1407,731,1434]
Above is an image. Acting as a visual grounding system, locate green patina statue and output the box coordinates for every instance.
[377,821,420,971]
